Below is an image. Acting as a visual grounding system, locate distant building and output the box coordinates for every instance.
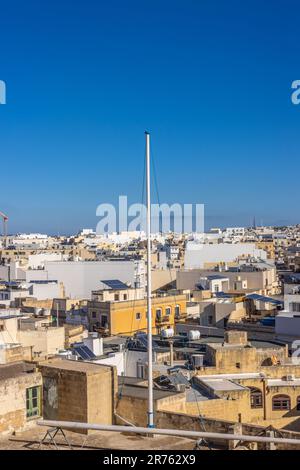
[44,260,145,298]
[184,242,267,269]
[88,292,187,336]
[197,275,229,293]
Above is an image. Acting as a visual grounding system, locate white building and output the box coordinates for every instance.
[224,227,245,237]
[275,311,300,337]
[44,260,145,298]
[184,242,267,269]
[198,275,229,293]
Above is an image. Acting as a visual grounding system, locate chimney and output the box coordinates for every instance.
[224,330,248,346]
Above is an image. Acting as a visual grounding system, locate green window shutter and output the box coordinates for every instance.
[26,386,41,418]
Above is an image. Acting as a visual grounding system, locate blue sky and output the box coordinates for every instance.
[0,0,300,234]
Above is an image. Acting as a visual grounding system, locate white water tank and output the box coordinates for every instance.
[188,330,201,341]
[161,327,174,338]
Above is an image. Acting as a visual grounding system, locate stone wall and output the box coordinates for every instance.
[40,361,117,434]
[0,371,42,435]
[156,410,300,450]
[116,392,186,427]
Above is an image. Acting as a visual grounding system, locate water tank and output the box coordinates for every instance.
[161,328,174,338]
[188,330,201,341]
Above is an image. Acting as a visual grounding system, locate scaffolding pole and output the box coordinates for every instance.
[37,420,300,446]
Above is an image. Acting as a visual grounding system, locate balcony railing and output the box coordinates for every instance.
[155,316,170,325]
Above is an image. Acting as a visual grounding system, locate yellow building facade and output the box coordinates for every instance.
[88,294,187,336]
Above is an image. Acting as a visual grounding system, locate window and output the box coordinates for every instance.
[92,311,97,319]
[208,315,213,325]
[156,308,162,320]
[250,388,263,409]
[26,386,41,419]
[101,315,108,328]
[165,307,171,316]
[114,294,119,301]
[290,302,300,313]
[123,294,127,301]
[137,362,147,379]
[175,305,180,318]
[136,312,141,320]
[236,362,241,369]
[272,395,291,411]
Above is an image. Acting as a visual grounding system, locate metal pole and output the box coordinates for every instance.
[145,131,154,428]
[37,420,300,446]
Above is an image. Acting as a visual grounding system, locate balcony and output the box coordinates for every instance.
[175,312,187,323]
[155,315,170,325]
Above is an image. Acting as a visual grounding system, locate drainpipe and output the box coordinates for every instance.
[263,379,267,421]
[169,341,174,367]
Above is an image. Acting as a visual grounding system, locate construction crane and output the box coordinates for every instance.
[0,211,8,248]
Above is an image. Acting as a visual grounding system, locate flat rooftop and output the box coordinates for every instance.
[39,358,113,374]
[198,377,246,392]
[205,340,283,350]
[185,387,209,402]
[119,384,183,401]
[0,426,199,451]
[0,361,37,380]
[197,372,265,380]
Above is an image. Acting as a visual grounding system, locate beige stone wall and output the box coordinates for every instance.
[0,372,42,435]
[190,373,300,429]
[156,410,300,450]
[201,343,288,374]
[151,270,177,292]
[0,317,18,343]
[0,345,32,365]
[87,367,117,425]
[40,362,116,434]
[64,324,88,347]
[17,327,65,359]
[116,393,186,427]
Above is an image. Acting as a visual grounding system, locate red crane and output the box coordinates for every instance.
[0,211,8,247]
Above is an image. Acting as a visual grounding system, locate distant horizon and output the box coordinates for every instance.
[4,219,300,238]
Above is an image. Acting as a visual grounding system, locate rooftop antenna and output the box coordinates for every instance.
[145,131,154,428]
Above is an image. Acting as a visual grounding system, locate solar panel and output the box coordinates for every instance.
[215,291,231,298]
[76,347,90,360]
[73,344,96,360]
[81,345,96,359]
[137,333,148,348]
[246,293,283,306]
[101,279,128,290]
[135,332,160,349]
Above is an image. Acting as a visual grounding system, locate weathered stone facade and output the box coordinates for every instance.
[0,362,42,435]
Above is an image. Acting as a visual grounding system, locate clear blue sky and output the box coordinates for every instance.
[1,0,300,234]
